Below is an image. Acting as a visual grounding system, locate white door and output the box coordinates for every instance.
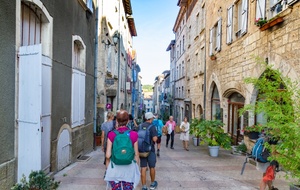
[18,44,42,181]
[57,129,71,170]
[41,56,52,172]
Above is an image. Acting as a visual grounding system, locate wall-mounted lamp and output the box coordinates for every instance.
[102,33,119,49]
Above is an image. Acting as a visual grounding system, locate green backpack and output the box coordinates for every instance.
[111,130,135,166]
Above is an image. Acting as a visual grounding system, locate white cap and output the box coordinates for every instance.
[145,112,155,120]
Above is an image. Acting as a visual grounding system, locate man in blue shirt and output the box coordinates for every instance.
[152,113,164,157]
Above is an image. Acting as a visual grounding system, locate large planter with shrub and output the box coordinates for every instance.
[209,146,220,157]
[196,119,231,157]
[240,60,300,186]
[193,137,200,146]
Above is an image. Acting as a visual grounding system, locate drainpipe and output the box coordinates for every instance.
[203,26,207,120]
[93,0,99,150]
[116,0,121,110]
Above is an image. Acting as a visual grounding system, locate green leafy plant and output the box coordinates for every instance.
[11,170,60,190]
[189,118,204,138]
[191,119,231,149]
[243,124,262,133]
[240,58,300,183]
[255,18,267,27]
[236,143,247,153]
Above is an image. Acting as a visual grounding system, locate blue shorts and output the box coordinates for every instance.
[140,151,156,168]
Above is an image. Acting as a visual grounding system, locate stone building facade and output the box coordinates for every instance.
[171,0,300,144]
[173,2,188,124]
[97,0,137,125]
[0,0,97,188]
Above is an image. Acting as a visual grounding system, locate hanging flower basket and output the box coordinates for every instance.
[260,16,284,31]
[210,55,216,60]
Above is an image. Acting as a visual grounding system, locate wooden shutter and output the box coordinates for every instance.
[216,19,222,52]
[227,6,233,44]
[18,44,42,181]
[241,0,248,35]
[209,28,213,56]
[256,0,266,20]
[287,0,299,4]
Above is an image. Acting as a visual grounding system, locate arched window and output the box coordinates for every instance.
[211,84,221,120]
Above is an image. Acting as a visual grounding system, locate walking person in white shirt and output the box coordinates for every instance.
[180,117,190,151]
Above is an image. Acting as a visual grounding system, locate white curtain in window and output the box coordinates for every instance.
[241,0,248,35]
[209,28,213,56]
[227,5,233,44]
[216,18,222,52]
[256,0,266,20]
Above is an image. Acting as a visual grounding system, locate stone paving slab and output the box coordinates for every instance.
[55,135,290,190]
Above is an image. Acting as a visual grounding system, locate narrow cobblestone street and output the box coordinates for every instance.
[55,135,289,190]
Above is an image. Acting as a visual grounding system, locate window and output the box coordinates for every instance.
[182,86,184,97]
[72,36,86,128]
[180,41,182,55]
[209,18,222,56]
[200,46,205,73]
[21,3,42,46]
[179,64,181,78]
[233,0,248,38]
[86,0,93,13]
[227,5,233,44]
[182,61,184,77]
[182,36,185,52]
[256,0,296,21]
[177,66,179,79]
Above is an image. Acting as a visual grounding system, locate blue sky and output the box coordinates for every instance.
[131,0,179,85]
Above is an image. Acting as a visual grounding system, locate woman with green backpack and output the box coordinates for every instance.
[104,110,140,190]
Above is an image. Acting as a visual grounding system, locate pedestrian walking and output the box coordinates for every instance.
[101,112,115,165]
[152,113,164,157]
[104,110,140,190]
[164,116,176,149]
[127,114,138,130]
[180,117,190,151]
[139,112,158,190]
[259,160,279,190]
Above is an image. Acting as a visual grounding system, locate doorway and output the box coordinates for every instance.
[227,93,245,145]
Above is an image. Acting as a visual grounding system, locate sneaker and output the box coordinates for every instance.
[157,150,160,157]
[142,187,148,190]
[149,181,158,190]
[171,147,174,149]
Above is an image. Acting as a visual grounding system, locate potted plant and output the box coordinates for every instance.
[210,54,217,60]
[243,124,262,139]
[241,59,300,188]
[11,170,60,190]
[198,120,232,157]
[189,118,203,146]
[255,18,267,27]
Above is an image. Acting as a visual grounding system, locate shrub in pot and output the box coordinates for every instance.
[189,118,203,146]
[197,120,231,157]
[240,60,300,186]
[11,170,60,190]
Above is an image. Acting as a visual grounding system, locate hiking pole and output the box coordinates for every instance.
[241,154,251,175]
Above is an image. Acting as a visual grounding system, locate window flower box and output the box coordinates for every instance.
[260,16,284,31]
